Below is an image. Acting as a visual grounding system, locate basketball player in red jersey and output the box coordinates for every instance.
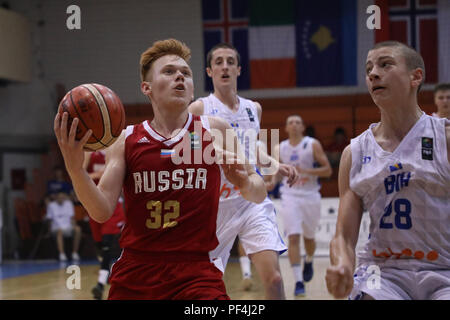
[83,150,125,300]
[54,38,267,299]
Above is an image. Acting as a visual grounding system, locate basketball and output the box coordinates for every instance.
[58,83,126,151]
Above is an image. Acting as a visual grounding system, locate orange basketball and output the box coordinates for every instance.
[58,83,126,151]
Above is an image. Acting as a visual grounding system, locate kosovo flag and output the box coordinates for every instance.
[295,0,357,87]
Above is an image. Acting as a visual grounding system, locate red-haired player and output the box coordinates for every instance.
[54,38,267,299]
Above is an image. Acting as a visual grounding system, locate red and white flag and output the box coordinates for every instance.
[375,0,438,83]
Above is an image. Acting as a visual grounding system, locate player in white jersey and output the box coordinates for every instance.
[268,115,332,296]
[237,140,275,292]
[189,43,298,299]
[326,41,450,300]
[432,83,450,119]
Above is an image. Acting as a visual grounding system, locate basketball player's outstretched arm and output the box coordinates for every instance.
[82,151,105,181]
[256,141,299,187]
[54,112,124,223]
[209,116,267,204]
[266,144,288,191]
[253,101,298,185]
[326,145,363,299]
[189,100,297,187]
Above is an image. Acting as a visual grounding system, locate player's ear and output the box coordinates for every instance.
[206,67,213,78]
[410,68,423,90]
[237,65,241,77]
[141,81,151,95]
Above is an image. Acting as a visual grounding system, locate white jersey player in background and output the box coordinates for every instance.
[326,41,450,300]
[189,43,298,299]
[268,115,332,296]
[432,83,450,119]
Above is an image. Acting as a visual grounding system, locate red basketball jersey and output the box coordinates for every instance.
[86,151,106,185]
[121,113,221,254]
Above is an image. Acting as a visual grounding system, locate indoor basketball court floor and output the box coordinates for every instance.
[0,256,337,300]
[1,198,345,300]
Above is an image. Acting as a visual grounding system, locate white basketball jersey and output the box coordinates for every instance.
[279,137,321,196]
[350,113,450,270]
[199,93,260,202]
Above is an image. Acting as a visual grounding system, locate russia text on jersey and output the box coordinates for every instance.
[133,168,207,194]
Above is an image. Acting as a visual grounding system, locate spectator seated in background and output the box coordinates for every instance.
[325,127,349,168]
[45,166,75,206]
[45,192,81,262]
[305,125,317,139]
[433,83,450,119]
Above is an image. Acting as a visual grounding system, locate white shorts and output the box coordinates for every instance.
[209,197,287,273]
[350,263,450,300]
[51,226,74,237]
[279,193,321,239]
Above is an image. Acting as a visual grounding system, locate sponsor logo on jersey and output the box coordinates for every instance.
[422,137,433,148]
[246,108,255,122]
[389,162,403,172]
[372,248,439,261]
[230,122,239,128]
[137,136,150,143]
[421,137,433,160]
[190,131,200,149]
[219,182,240,198]
[362,156,371,164]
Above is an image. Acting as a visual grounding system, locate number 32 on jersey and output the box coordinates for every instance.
[146,200,180,229]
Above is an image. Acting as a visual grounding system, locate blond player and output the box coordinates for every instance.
[189,43,298,299]
[326,41,450,300]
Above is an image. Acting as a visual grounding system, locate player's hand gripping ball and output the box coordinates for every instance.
[58,83,126,151]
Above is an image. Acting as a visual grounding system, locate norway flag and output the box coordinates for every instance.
[201,0,250,91]
[375,0,438,83]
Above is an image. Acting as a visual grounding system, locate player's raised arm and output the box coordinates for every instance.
[208,116,267,204]
[54,112,123,223]
[326,145,363,299]
[83,151,104,181]
[257,141,299,187]
[96,132,126,217]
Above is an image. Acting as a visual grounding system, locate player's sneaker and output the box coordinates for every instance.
[72,252,80,262]
[92,283,104,300]
[294,281,305,297]
[303,261,314,282]
[59,253,68,262]
[240,277,253,291]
